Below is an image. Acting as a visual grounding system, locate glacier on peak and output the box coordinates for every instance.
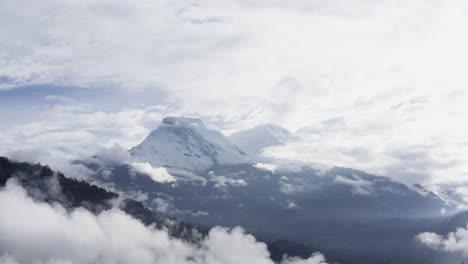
[129,116,250,172]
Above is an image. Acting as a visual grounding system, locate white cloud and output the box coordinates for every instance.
[417,224,468,256]
[126,190,149,203]
[1,0,468,189]
[0,180,193,264]
[202,226,272,264]
[254,163,278,173]
[281,252,328,264]
[279,177,305,195]
[207,171,247,188]
[94,144,133,165]
[286,200,299,209]
[131,162,175,183]
[153,197,171,213]
[0,180,327,264]
[150,197,209,217]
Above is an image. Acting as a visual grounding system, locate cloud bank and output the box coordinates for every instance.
[417,224,468,256]
[0,180,327,264]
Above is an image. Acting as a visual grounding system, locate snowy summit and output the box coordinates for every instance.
[130,117,249,172]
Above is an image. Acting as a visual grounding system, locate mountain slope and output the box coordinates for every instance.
[0,156,116,212]
[0,156,205,241]
[0,156,333,263]
[83,160,466,264]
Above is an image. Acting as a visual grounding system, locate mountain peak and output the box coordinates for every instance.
[130,117,248,172]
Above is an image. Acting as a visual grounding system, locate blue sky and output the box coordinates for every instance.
[1,0,468,192]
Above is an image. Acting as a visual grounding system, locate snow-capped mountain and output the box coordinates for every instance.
[229,123,294,154]
[127,117,449,213]
[130,117,249,172]
[95,116,453,220]
[75,116,467,264]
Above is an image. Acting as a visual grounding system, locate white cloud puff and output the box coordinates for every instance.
[95,144,133,165]
[0,180,327,264]
[131,162,176,183]
[207,171,247,188]
[282,252,328,264]
[254,163,278,173]
[417,224,468,256]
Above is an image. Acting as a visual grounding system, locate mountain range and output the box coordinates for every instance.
[70,116,467,264]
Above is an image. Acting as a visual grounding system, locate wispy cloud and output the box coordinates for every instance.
[334,175,374,195]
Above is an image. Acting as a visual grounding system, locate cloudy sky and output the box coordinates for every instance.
[1,0,468,186]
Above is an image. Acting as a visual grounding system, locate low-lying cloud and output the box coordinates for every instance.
[131,162,176,183]
[207,171,247,188]
[417,224,468,256]
[0,180,327,264]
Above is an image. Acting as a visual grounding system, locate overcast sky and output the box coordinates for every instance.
[1,0,468,187]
